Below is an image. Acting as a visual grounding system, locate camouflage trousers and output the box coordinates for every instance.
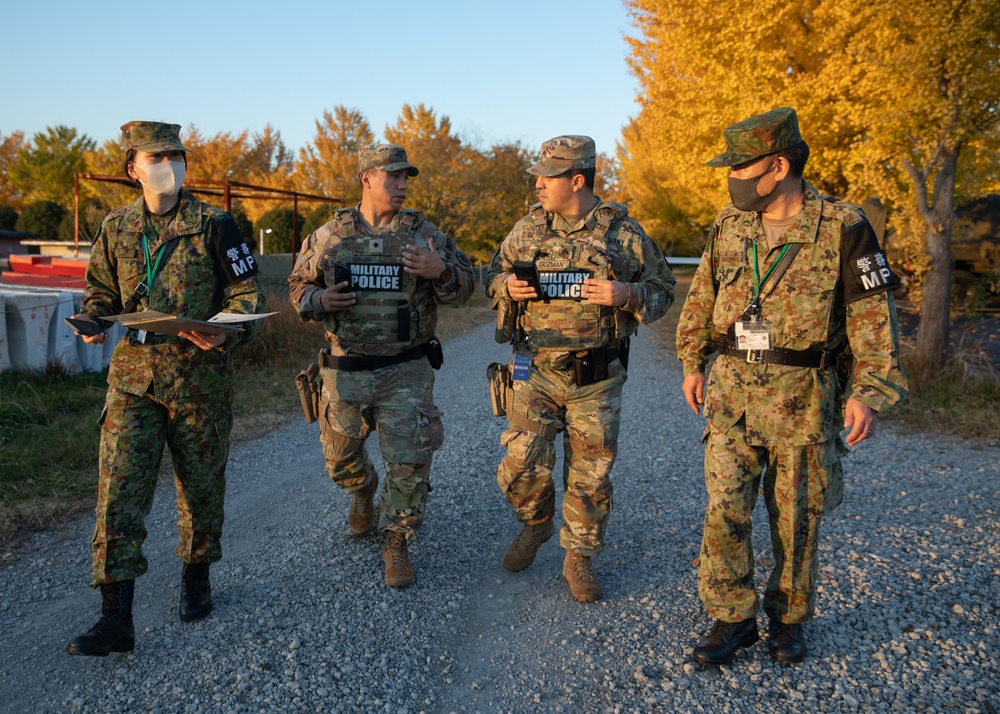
[91,388,233,586]
[497,361,626,556]
[318,358,443,538]
[699,418,844,624]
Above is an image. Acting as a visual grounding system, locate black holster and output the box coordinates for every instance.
[572,344,621,387]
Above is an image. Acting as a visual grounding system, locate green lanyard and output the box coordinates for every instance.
[748,241,791,316]
[141,235,167,292]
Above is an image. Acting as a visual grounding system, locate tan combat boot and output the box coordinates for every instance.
[383,531,415,588]
[348,475,378,535]
[502,520,555,572]
[563,550,603,603]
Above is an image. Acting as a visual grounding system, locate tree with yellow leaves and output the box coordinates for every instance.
[624,0,1000,366]
[295,106,374,211]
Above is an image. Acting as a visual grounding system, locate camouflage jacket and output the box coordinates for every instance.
[289,208,476,357]
[486,199,676,368]
[675,182,908,445]
[82,189,266,399]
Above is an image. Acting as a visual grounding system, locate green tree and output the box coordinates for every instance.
[7,126,95,209]
[458,143,534,263]
[302,203,339,237]
[256,207,304,254]
[0,204,18,230]
[16,200,66,238]
[296,107,374,209]
[229,205,255,246]
[1,131,26,209]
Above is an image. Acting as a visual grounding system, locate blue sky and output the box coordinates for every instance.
[1,1,642,158]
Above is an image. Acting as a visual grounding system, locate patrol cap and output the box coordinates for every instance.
[526,135,597,177]
[357,143,419,176]
[706,107,803,168]
[120,121,189,153]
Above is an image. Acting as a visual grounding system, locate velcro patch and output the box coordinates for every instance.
[718,250,744,263]
[348,263,403,291]
[538,269,591,299]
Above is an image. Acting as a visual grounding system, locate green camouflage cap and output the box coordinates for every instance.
[527,135,597,177]
[120,121,189,153]
[357,143,419,176]
[706,107,803,168]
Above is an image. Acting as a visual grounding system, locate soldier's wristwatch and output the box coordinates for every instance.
[436,265,453,283]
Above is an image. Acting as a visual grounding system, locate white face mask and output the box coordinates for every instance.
[135,159,186,196]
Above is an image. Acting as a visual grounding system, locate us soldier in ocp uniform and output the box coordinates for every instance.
[66,121,267,656]
[676,107,908,665]
[486,136,675,603]
[289,143,475,587]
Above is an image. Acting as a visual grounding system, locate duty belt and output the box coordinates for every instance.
[720,338,832,368]
[320,344,427,371]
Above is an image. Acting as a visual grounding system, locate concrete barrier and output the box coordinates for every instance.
[1,286,123,373]
[0,293,9,371]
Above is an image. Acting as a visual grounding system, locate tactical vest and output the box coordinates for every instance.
[519,203,631,351]
[322,208,435,347]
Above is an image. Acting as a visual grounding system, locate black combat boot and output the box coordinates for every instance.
[768,619,807,663]
[66,580,135,656]
[692,618,759,665]
[179,562,212,622]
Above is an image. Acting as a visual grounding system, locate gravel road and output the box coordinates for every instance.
[1,320,997,713]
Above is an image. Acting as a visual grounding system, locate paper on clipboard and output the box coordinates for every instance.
[104,310,277,336]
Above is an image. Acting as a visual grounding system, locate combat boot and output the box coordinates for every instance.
[179,562,212,622]
[692,618,760,665]
[66,580,135,656]
[768,619,807,663]
[383,530,415,588]
[348,475,379,535]
[502,520,555,572]
[562,550,603,603]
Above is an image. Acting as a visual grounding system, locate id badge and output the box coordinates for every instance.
[734,320,772,351]
[512,353,531,381]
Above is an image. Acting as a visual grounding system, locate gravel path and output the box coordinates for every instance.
[1,320,997,713]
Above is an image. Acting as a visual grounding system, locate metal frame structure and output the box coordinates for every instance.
[72,173,340,261]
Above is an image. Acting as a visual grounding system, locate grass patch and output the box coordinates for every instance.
[0,365,108,548]
[887,343,1000,440]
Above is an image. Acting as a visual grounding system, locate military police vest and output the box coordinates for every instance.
[320,208,435,347]
[519,202,636,351]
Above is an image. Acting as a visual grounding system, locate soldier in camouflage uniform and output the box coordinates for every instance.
[486,136,675,603]
[676,107,908,665]
[289,143,475,588]
[66,121,266,657]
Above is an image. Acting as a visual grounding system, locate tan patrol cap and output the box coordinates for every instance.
[357,143,419,176]
[526,135,597,177]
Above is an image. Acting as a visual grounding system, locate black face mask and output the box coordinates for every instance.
[727,159,776,213]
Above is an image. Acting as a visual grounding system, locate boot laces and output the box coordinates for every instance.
[569,553,597,584]
[387,532,409,569]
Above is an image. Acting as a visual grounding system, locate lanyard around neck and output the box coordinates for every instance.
[142,235,166,290]
[752,241,791,301]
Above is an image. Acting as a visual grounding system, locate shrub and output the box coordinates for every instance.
[255,207,304,254]
[15,200,66,239]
